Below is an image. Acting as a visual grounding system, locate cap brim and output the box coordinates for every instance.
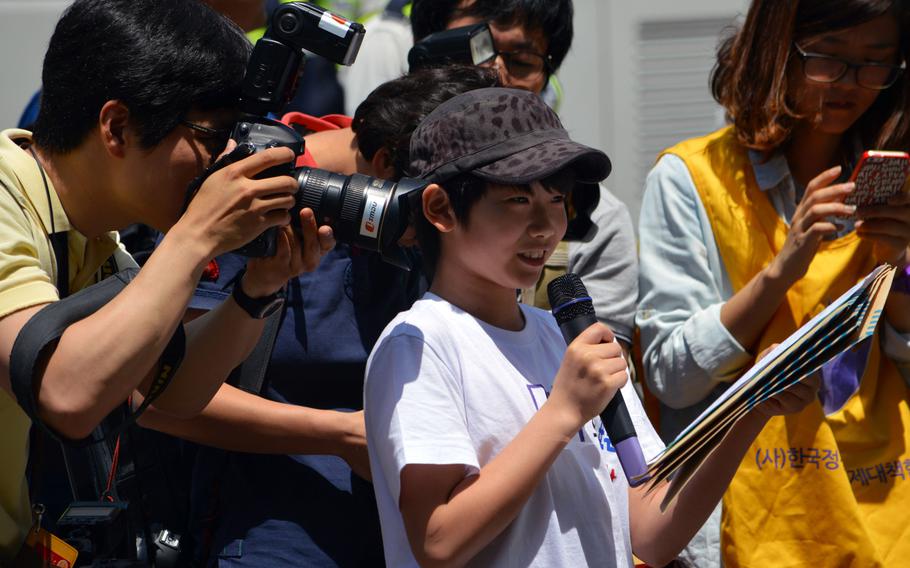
[471,138,611,186]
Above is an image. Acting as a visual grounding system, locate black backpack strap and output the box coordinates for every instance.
[10,268,186,446]
[185,300,282,565]
[229,305,283,394]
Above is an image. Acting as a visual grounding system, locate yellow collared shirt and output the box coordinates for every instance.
[0,129,134,561]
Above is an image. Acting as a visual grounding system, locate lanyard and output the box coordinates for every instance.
[27,146,69,297]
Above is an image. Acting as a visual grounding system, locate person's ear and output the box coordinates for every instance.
[422,183,456,233]
[369,146,396,179]
[97,100,133,159]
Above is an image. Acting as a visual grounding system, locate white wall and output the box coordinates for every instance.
[559,0,750,227]
[0,0,69,129]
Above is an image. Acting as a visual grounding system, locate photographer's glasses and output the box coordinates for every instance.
[793,43,905,90]
[487,49,553,82]
[179,120,232,156]
[451,22,551,85]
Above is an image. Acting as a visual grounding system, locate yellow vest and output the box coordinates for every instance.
[663,126,910,567]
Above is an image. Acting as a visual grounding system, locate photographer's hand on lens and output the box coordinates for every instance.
[766,166,856,287]
[297,207,337,271]
[173,142,300,261]
[243,208,335,297]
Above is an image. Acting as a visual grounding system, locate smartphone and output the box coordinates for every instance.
[844,150,910,209]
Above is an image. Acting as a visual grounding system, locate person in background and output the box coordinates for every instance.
[139,65,499,567]
[338,0,413,117]
[637,1,910,565]
[342,0,573,114]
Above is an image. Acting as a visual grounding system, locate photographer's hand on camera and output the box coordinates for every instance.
[6,146,319,440]
[143,147,335,422]
[169,145,301,263]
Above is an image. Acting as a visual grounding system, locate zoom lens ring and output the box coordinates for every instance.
[297,168,330,213]
[341,174,370,226]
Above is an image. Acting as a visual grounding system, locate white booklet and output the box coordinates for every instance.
[643,264,896,510]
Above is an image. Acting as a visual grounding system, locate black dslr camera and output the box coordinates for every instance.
[224,1,427,269]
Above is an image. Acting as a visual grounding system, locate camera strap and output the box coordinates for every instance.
[50,232,68,298]
[28,144,69,298]
[230,301,283,394]
[10,268,187,446]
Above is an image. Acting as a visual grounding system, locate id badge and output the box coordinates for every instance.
[18,526,79,568]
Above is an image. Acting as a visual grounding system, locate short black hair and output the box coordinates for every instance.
[410,0,574,71]
[413,173,487,280]
[33,0,251,153]
[414,170,576,280]
[351,65,500,180]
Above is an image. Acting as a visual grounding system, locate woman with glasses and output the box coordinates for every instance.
[636,1,910,566]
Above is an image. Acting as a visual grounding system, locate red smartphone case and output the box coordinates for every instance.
[845,150,910,208]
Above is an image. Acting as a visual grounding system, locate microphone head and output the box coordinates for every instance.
[548,273,595,326]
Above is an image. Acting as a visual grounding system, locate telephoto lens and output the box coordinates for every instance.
[294,168,427,270]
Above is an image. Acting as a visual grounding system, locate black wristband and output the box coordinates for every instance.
[231,268,285,319]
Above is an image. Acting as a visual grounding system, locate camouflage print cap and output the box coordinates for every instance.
[408,87,611,186]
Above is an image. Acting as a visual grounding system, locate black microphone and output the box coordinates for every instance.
[547,273,650,487]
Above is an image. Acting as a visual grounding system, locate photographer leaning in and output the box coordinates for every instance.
[138,65,500,567]
[0,0,334,561]
[342,0,575,113]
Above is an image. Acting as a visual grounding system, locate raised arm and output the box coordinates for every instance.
[638,157,854,409]
[368,324,628,567]
[0,148,333,439]
[143,207,333,420]
[719,165,856,350]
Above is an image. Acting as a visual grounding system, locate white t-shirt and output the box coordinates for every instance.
[364,293,665,567]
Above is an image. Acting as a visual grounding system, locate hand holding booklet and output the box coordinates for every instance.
[643,264,896,510]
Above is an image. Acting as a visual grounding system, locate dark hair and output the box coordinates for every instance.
[33,0,251,153]
[351,65,500,179]
[711,0,910,151]
[414,170,576,279]
[413,173,488,279]
[410,0,574,72]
